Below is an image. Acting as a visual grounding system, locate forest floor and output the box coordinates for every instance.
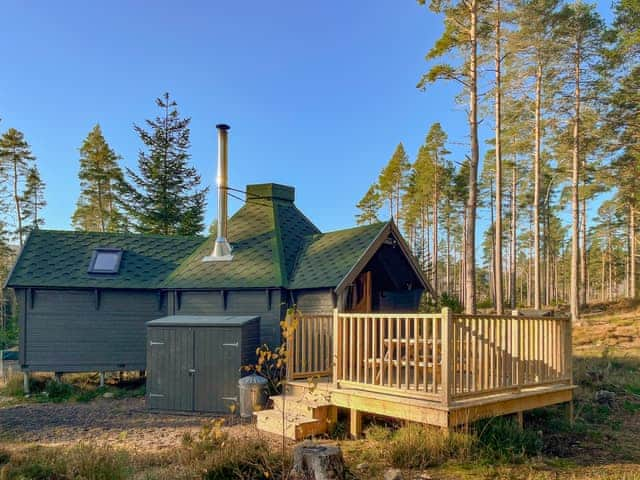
[0,302,639,479]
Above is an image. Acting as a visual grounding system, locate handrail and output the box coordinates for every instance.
[332,308,572,404]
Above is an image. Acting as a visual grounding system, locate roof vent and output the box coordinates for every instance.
[203,124,233,262]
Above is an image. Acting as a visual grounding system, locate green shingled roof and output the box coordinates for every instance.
[163,184,319,289]
[6,184,413,292]
[6,230,203,289]
[288,222,387,290]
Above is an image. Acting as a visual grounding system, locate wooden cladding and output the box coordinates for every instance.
[288,314,333,379]
[333,309,572,404]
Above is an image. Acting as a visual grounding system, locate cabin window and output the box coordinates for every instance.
[88,248,123,274]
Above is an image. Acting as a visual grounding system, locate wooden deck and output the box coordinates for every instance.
[269,308,574,439]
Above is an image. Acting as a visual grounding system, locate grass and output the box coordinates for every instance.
[0,421,290,480]
[2,302,640,479]
[0,372,146,404]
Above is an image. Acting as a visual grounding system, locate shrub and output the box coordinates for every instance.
[438,292,464,314]
[0,446,66,480]
[475,416,542,464]
[2,373,24,397]
[180,422,290,480]
[42,380,75,402]
[388,424,474,469]
[66,443,131,480]
[1,444,130,480]
[365,424,393,442]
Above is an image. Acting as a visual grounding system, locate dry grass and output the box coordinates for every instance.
[2,302,640,479]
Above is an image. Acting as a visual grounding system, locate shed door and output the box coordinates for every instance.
[194,328,241,412]
[147,327,194,411]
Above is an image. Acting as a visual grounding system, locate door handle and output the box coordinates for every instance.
[222,342,239,347]
[188,368,196,375]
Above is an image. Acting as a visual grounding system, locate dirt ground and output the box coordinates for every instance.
[0,397,261,451]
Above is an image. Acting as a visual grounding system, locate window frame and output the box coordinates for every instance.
[88,248,123,274]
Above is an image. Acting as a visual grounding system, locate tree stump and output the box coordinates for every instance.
[289,442,346,480]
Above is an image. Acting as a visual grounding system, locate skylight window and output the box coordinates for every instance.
[88,248,123,274]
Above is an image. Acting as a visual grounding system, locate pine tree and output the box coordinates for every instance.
[72,125,125,232]
[356,185,383,225]
[423,123,449,297]
[555,2,606,320]
[120,93,207,235]
[0,128,35,246]
[378,143,410,224]
[21,166,46,234]
[418,0,486,313]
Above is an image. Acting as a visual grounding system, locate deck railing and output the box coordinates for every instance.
[332,308,572,404]
[288,313,333,379]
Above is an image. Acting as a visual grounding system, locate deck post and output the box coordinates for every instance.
[512,310,521,385]
[332,308,339,387]
[515,411,524,430]
[349,409,362,438]
[441,307,453,407]
[566,400,574,425]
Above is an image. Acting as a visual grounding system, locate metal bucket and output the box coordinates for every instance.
[238,374,268,418]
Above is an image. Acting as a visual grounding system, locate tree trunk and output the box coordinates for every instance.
[433,157,439,299]
[290,443,346,480]
[446,211,451,293]
[510,162,517,309]
[494,0,503,314]
[533,63,542,310]
[13,159,23,246]
[465,0,479,314]
[570,45,581,322]
[631,206,636,298]
[580,196,588,306]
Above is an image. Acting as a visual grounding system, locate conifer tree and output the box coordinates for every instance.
[555,2,605,320]
[378,143,410,224]
[120,93,207,235]
[72,125,125,232]
[355,185,383,225]
[418,0,485,313]
[0,128,35,246]
[21,166,46,233]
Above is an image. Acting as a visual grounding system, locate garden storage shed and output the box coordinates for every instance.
[146,315,260,413]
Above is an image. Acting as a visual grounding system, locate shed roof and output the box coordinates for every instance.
[147,315,259,327]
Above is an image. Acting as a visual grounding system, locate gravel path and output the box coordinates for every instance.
[0,398,255,451]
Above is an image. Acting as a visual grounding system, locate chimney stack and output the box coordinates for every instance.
[203,123,233,262]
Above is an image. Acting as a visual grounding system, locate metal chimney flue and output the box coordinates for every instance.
[203,123,233,262]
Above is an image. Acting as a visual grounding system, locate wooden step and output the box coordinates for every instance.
[270,393,333,418]
[254,409,326,440]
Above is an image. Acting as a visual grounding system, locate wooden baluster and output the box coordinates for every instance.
[364,316,369,384]
[371,317,377,385]
[379,317,385,386]
[422,317,428,392]
[395,317,401,388]
[432,317,437,393]
[387,317,393,388]
[412,317,424,392]
[341,316,347,380]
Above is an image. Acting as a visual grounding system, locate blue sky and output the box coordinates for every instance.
[0,1,614,237]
